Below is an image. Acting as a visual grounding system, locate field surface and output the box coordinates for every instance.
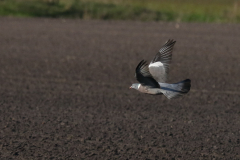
[0,18,240,159]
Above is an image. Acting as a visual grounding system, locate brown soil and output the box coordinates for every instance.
[0,17,240,159]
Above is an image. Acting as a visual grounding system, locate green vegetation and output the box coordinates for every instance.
[0,0,240,23]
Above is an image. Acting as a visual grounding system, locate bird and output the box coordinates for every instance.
[129,39,191,99]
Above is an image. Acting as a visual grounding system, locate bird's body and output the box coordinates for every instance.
[137,84,162,95]
[130,39,191,99]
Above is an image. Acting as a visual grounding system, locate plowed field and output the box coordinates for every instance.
[0,18,240,159]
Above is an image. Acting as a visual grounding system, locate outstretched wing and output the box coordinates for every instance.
[135,60,160,88]
[149,39,176,82]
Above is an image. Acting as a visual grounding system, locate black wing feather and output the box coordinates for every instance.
[135,60,160,88]
[151,39,176,76]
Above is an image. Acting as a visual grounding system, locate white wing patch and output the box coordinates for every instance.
[149,62,167,82]
[149,61,164,68]
[149,39,176,83]
[137,84,141,89]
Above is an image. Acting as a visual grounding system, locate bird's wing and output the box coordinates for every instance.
[135,60,160,88]
[149,39,176,82]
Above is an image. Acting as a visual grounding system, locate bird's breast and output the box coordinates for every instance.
[139,85,162,95]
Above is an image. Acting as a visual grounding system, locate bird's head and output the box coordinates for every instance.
[129,83,140,90]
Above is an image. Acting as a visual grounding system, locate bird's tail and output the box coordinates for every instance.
[159,79,191,99]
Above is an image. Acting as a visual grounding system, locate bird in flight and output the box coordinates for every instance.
[130,39,191,99]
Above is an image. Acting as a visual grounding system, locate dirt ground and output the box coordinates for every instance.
[0,17,240,159]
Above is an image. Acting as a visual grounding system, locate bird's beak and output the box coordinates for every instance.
[129,86,132,89]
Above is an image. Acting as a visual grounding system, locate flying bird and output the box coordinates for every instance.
[130,39,191,99]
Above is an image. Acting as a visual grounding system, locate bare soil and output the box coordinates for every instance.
[0,17,240,159]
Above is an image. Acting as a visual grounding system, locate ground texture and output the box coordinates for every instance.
[0,18,240,159]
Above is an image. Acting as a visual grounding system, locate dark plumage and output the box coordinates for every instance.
[135,60,160,88]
